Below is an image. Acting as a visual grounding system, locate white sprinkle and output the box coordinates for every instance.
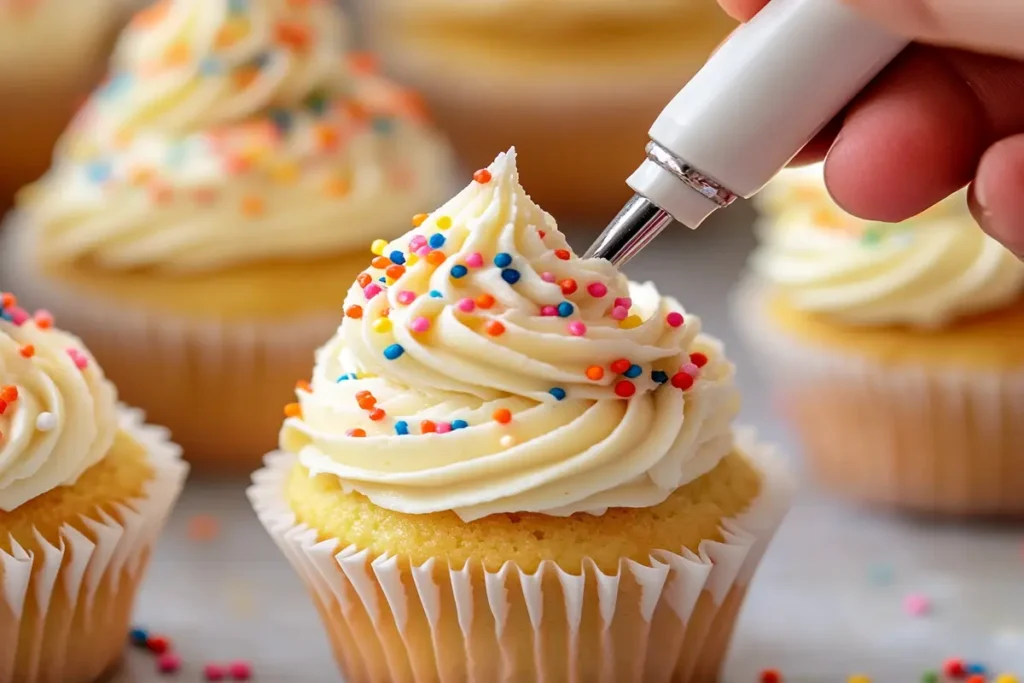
[499,435,516,449]
[35,412,57,432]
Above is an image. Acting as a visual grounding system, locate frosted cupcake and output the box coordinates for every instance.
[357,0,735,219]
[733,165,1024,515]
[0,292,186,683]
[249,150,792,682]
[0,0,129,209]
[2,0,454,469]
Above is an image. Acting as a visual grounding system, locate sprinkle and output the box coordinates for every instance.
[429,290,444,298]
[473,169,493,183]
[1,292,15,308]
[501,269,521,284]
[324,176,350,197]
[996,675,1019,683]
[451,419,469,430]
[500,435,516,448]
[847,677,871,683]
[671,372,694,390]
[67,349,89,370]
[620,314,642,329]
[383,344,405,360]
[586,366,604,381]
[129,628,149,647]
[485,321,506,336]
[759,671,782,683]
[557,301,574,317]
[345,305,363,319]
[966,664,987,676]
[284,403,302,418]
[652,370,669,384]
[409,235,427,250]
[681,362,700,377]
[666,312,684,327]
[549,387,566,401]
[346,428,367,438]
[493,408,512,424]
[275,20,311,51]
[409,317,431,333]
[903,593,931,617]
[356,391,376,409]
[389,250,406,266]
[624,364,642,379]
[187,515,221,542]
[420,420,437,434]
[476,294,495,309]
[314,124,339,151]
[336,373,357,382]
[494,253,513,268]
[541,272,557,283]
[157,653,181,674]
[373,318,393,334]
[610,359,631,374]
[967,677,985,683]
[427,251,446,266]
[541,305,557,317]
[35,412,57,432]
[372,254,392,269]
[437,216,453,230]
[554,249,571,261]
[560,279,578,295]
[204,663,226,681]
[412,213,429,227]
[357,273,372,288]
[457,298,475,313]
[615,297,633,309]
[363,284,382,299]
[19,344,34,358]
[147,635,171,654]
[241,195,265,216]
[429,234,445,249]
[568,321,586,336]
[395,421,409,435]
[396,290,416,305]
[386,265,406,280]
[369,408,386,421]
[611,306,628,321]
[614,381,636,398]
[451,265,469,279]
[1,386,18,402]
[690,352,709,368]
[587,282,608,298]
[271,162,299,184]
[436,422,452,434]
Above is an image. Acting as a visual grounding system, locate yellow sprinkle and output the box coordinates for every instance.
[847,677,871,683]
[383,277,395,286]
[372,318,392,333]
[371,239,389,256]
[436,215,453,230]
[271,162,299,184]
[996,676,1020,683]
[405,253,419,266]
[411,213,428,227]
[619,314,643,329]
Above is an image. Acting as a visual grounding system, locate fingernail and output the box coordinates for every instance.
[973,179,1024,259]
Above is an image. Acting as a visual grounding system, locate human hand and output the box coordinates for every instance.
[720,0,1024,256]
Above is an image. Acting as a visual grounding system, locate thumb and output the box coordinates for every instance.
[842,0,1024,59]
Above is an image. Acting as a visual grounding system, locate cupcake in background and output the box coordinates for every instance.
[357,0,735,220]
[250,150,792,682]
[0,0,129,210]
[733,164,1024,515]
[0,292,186,683]
[2,0,455,470]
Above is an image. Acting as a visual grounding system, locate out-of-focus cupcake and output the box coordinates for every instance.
[357,0,735,220]
[0,0,130,210]
[733,164,1024,515]
[249,150,792,682]
[2,0,455,470]
[0,291,186,683]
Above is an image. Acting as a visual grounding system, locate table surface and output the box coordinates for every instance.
[116,206,1024,683]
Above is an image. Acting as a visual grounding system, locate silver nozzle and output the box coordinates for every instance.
[583,195,674,267]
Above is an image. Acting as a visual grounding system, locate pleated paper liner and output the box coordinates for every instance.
[248,428,792,683]
[0,408,187,683]
[732,277,1024,515]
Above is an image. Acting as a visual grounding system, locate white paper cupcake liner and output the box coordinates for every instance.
[0,407,187,683]
[731,277,1024,514]
[248,428,792,683]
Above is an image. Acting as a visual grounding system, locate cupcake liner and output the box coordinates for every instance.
[0,407,187,683]
[732,277,1024,515]
[248,429,792,683]
[0,220,340,471]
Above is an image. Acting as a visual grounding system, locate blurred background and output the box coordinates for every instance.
[0,0,1022,681]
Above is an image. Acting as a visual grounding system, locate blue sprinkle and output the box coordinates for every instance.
[965,664,986,676]
[451,419,469,430]
[429,290,443,298]
[395,420,409,435]
[85,161,112,184]
[624,364,642,379]
[548,387,567,401]
[389,250,406,265]
[651,370,669,384]
[268,109,292,132]
[336,373,356,382]
[501,268,521,285]
[493,252,513,268]
[128,628,149,647]
[383,344,405,360]
[450,265,468,279]
[199,57,222,75]
[0,312,11,322]
[372,117,394,135]
[428,233,445,249]
[378,277,387,283]
[556,301,574,318]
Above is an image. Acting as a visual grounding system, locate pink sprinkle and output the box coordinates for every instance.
[540,305,558,317]
[363,284,382,299]
[465,252,484,268]
[568,321,587,336]
[415,246,432,258]
[9,306,29,326]
[67,349,89,370]
[541,272,556,283]
[227,661,252,680]
[666,312,684,328]
[204,663,226,681]
[681,362,700,377]
[437,422,452,434]
[610,306,628,321]
[33,310,54,327]
[409,235,427,250]
[457,298,475,313]
[614,297,632,310]
[157,653,181,674]
[587,282,608,298]
[903,593,931,617]
[409,317,431,333]
[396,290,417,305]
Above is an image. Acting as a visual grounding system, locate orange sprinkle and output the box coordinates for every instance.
[426,251,446,266]
[381,307,391,318]
[348,51,378,74]
[412,213,429,227]
[324,176,350,197]
[369,408,386,422]
[314,124,340,151]
[345,101,369,122]
[164,41,190,66]
[357,273,372,288]
[149,183,173,204]
[473,169,492,184]
[485,321,505,336]
[34,311,53,329]
[385,265,406,280]
[274,21,311,51]
[371,256,392,269]
[129,167,154,185]
[347,428,367,438]
[287,0,312,7]
[241,195,265,217]
[585,365,605,381]
[0,400,8,416]
[475,293,495,309]
[0,386,17,403]
[357,395,377,410]
[216,21,247,49]
[492,408,512,424]
[420,420,437,434]
[345,305,363,319]
[233,67,261,90]
[283,403,302,418]
[19,345,35,359]
[295,380,312,393]
[2,292,16,308]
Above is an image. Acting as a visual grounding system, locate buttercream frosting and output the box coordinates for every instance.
[751,165,1024,328]
[281,150,741,522]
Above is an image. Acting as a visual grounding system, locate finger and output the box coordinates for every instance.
[842,0,1024,60]
[791,117,841,167]
[970,134,1024,257]
[717,0,768,22]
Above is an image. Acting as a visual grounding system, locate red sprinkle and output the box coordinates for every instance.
[473,169,492,184]
[554,249,571,261]
[204,663,226,681]
[146,635,170,654]
[943,659,966,678]
[689,352,708,368]
[610,359,631,375]
[228,661,253,681]
[759,670,782,683]
[614,380,636,398]
[369,408,386,421]
[559,279,578,295]
[665,311,684,328]
[671,372,694,390]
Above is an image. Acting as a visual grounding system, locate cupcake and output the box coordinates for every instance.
[2,0,455,470]
[357,0,735,220]
[249,150,792,682]
[0,0,129,210]
[0,292,186,683]
[733,164,1024,515]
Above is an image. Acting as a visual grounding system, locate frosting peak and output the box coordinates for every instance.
[281,150,740,521]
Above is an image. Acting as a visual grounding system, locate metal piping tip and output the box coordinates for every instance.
[583,195,674,267]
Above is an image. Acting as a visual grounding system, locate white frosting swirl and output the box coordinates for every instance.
[0,301,118,511]
[23,0,453,273]
[751,165,1024,327]
[281,150,740,521]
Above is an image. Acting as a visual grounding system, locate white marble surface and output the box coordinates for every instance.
[115,206,1024,682]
